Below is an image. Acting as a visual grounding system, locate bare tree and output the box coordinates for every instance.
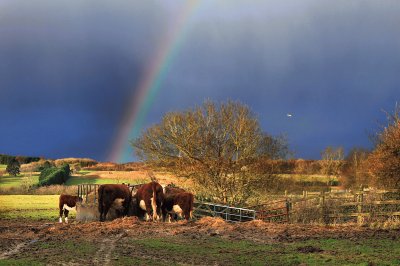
[367,104,400,188]
[132,101,288,204]
[341,147,369,189]
[320,146,344,186]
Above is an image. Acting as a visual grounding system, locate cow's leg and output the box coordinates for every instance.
[99,202,104,222]
[184,209,190,221]
[59,208,63,223]
[100,196,113,222]
[64,209,69,223]
[156,200,162,221]
[150,197,158,221]
[137,207,146,221]
[123,197,130,217]
[101,204,111,222]
[145,199,153,221]
[161,207,167,222]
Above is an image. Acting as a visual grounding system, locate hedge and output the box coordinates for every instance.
[39,164,71,186]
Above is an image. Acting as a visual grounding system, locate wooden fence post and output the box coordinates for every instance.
[286,199,291,223]
[320,191,326,224]
[94,185,97,204]
[357,192,364,225]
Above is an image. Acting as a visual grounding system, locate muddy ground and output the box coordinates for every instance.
[0,217,399,265]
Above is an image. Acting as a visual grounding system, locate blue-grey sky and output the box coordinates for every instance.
[1,0,399,162]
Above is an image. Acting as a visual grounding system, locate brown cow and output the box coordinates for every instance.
[163,184,186,195]
[59,194,83,223]
[135,181,164,221]
[162,192,194,222]
[98,184,131,222]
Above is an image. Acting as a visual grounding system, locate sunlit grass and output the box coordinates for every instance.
[65,175,148,186]
[0,195,58,210]
[0,195,67,221]
[279,174,338,183]
[0,175,39,188]
[66,177,127,185]
[76,170,93,175]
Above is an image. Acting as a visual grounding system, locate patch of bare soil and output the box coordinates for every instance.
[92,233,125,266]
[297,245,324,253]
[0,218,399,264]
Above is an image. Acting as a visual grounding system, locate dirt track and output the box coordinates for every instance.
[0,217,399,265]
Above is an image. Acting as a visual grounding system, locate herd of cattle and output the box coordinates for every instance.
[59,181,194,223]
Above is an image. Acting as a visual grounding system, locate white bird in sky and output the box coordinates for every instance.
[287,113,293,117]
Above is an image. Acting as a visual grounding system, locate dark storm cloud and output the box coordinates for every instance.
[152,0,400,159]
[0,0,169,160]
[1,0,400,161]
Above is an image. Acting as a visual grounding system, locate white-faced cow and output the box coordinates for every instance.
[135,181,164,221]
[162,186,194,222]
[98,184,131,222]
[59,194,83,223]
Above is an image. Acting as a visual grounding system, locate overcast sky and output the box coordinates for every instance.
[1,0,399,162]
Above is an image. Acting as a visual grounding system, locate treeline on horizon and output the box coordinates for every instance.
[1,152,346,175]
[0,154,41,165]
[0,155,99,168]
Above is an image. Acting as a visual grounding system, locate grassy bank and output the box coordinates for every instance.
[0,195,70,221]
[0,175,39,188]
[65,176,127,185]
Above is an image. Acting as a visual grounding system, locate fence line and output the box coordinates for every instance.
[76,183,400,224]
[287,189,400,224]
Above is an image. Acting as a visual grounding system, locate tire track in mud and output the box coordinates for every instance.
[0,239,38,260]
[92,233,125,266]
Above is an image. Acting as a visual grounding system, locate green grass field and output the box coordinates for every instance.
[279,174,338,183]
[124,237,400,266]
[65,176,132,186]
[0,164,6,170]
[0,175,39,188]
[2,234,399,265]
[0,195,70,221]
[0,169,145,188]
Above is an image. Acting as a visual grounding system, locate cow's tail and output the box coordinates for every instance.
[151,182,158,221]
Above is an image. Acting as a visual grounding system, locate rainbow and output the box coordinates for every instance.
[108,1,200,163]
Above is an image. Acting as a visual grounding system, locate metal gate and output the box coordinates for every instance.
[194,202,257,222]
[194,200,290,223]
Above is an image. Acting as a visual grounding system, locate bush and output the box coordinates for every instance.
[6,158,20,176]
[39,164,71,186]
[367,106,400,188]
[20,175,37,192]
